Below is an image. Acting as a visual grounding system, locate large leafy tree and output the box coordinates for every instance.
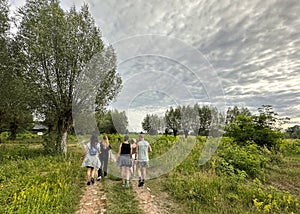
[16,0,121,153]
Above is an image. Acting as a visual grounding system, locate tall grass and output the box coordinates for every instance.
[158,136,300,213]
[0,142,85,214]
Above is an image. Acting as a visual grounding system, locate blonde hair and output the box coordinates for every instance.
[102,135,109,149]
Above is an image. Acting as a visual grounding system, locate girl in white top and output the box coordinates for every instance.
[81,135,101,185]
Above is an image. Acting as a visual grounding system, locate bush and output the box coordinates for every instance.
[278,139,300,155]
[216,139,269,179]
[0,132,9,141]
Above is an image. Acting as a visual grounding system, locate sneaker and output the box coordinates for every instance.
[87,181,91,186]
[91,178,95,184]
[121,182,125,187]
[97,176,102,181]
[138,180,144,187]
[125,181,130,188]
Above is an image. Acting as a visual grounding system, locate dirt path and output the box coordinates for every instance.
[132,181,160,214]
[75,181,107,214]
[76,178,176,214]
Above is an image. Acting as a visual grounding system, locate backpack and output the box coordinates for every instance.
[89,144,98,156]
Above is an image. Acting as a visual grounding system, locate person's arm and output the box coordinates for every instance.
[130,144,132,159]
[148,143,152,153]
[80,144,88,160]
[98,143,101,155]
[135,144,139,160]
[117,143,122,158]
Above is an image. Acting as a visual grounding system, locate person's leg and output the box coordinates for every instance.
[142,167,146,183]
[86,168,91,185]
[130,165,133,176]
[125,166,130,188]
[121,166,125,185]
[103,157,108,177]
[137,162,144,187]
[97,159,103,181]
[137,162,142,178]
[91,167,96,184]
[133,161,137,177]
[97,158,102,178]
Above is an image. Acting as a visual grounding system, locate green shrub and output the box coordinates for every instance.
[279,139,300,155]
[215,139,269,179]
[0,132,9,141]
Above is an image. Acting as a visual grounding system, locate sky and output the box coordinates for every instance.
[8,0,300,132]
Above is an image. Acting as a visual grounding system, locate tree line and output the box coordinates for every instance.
[141,104,296,148]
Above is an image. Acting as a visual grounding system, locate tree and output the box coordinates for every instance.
[142,114,160,135]
[165,107,181,136]
[179,105,194,137]
[190,104,200,135]
[16,1,121,154]
[286,125,300,139]
[225,105,287,149]
[97,110,128,134]
[198,105,212,136]
[0,0,35,139]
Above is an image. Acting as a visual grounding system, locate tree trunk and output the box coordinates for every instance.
[184,129,188,138]
[9,122,18,140]
[61,131,68,154]
[56,118,69,155]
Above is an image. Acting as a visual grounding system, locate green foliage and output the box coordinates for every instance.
[226,105,251,125]
[0,0,35,139]
[165,107,181,136]
[0,131,9,141]
[142,113,161,135]
[103,179,143,214]
[216,138,269,179]
[285,125,300,139]
[15,1,122,153]
[159,136,299,213]
[0,143,84,214]
[42,132,61,155]
[278,139,300,155]
[225,105,285,149]
[97,110,128,134]
[250,179,300,213]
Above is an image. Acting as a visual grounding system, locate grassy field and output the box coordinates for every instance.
[0,134,299,213]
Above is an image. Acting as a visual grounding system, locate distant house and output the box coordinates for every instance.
[32,124,48,135]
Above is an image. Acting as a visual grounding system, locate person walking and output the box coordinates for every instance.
[81,135,101,185]
[130,138,137,178]
[136,134,152,187]
[117,135,132,188]
[97,135,112,181]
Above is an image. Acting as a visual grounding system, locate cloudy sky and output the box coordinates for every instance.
[9,0,300,132]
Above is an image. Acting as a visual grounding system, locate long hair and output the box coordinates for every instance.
[102,135,109,149]
[90,135,98,148]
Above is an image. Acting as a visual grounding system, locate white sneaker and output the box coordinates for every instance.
[97,176,102,181]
